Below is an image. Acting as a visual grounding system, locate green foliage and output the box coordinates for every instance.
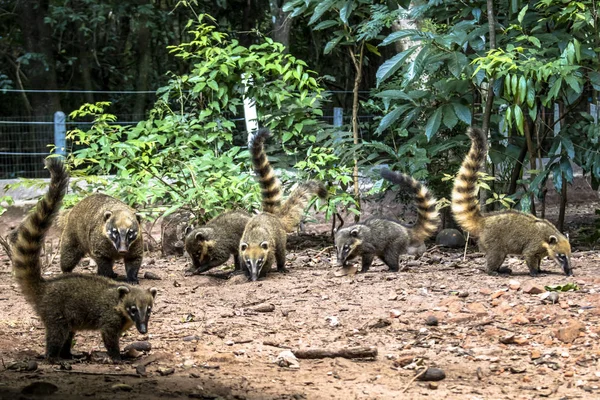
[0,194,13,217]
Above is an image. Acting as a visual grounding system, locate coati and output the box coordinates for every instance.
[240,180,328,281]
[183,128,281,275]
[59,193,143,283]
[11,159,157,362]
[451,127,572,276]
[184,210,251,275]
[334,168,439,272]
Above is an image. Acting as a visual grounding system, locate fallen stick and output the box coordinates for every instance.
[57,370,141,378]
[402,367,428,393]
[293,347,377,360]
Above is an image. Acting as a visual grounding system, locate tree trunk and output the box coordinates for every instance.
[78,26,95,104]
[523,120,537,216]
[15,0,62,116]
[349,43,365,222]
[507,140,529,195]
[133,2,152,117]
[557,173,567,232]
[270,1,292,51]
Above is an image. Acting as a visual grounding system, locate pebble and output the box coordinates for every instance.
[425,315,439,326]
[157,367,175,376]
[416,367,446,381]
[124,341,152,352]
[144,271,161,280]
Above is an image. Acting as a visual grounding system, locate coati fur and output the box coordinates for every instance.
[334,169,439,272]
[240,180,328,281]
[451,127,572,276]
[184,210,251,275]
[183,128,282,275]
[60,193,144,283]
[11,159,157,362]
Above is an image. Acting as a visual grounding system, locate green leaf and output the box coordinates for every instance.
[561,136,575,159]
[339,0,353,25]
[518,76,526,105]
[564,75,581,94]
[447,52,468,78]
[517,5,528,24]
[376,104,411,134]
[526,80,535,108]
[380,30,421,47]
[514,105,524,135]
[424,107,443,141]
[544,283,579,292]
[375,47,417,86]
[589,71,600,91]
[308,0,336,25]
[406,45,429,83]
[324,34,343,54]
[452,102,472,124]
[547,77,562,101]
[442,104,458,129]
[313,20,339,30]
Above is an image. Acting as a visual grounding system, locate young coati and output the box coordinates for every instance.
[184,210,251,275]
[451,127,572,276]
[60,193,144,283]
[334,168,439,273]
[11,159,157,362]
[183,128,281,275]
[240,180,328,281]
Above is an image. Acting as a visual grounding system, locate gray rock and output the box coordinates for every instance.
[436,229,466,248]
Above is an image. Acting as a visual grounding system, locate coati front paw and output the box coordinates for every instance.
[277,267,289,274]
[487,267,512,276]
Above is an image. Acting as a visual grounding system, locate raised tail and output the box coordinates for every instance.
[277,180,327,232]
[250,128,282,213]
[12,158,69,304]
[451,127,486,236]
[380,168,439,243]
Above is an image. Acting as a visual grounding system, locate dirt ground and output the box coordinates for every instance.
[0,200,599,400]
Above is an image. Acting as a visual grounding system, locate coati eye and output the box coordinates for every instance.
[129,305,138,314]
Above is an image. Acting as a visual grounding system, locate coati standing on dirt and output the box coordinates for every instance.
[60,193,144,283]
[11,159,157,362]
[184,128,281,275]
[240,180,328,281]
[334,169,439,272]
[451,127,572,276]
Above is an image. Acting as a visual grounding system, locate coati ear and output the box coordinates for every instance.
[135,213,143,224]
[260,241,269,250]
[240,242,248,252]
[548,235,558,244]
[149,287,158,298]
[184,226,194,237]
[104,211,113,222]
[350,228,359,237]
[117,286,130,298]
[195,232,206,242]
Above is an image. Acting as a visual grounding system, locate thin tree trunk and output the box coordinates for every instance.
[557,174,567,231]
[133,2,152,117]
[523,121,537,216]
[348,43,364,222]
[269,1,292,52]
[507,141,529,195]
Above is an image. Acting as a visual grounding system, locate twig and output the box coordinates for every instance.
[293,346,377,360]
[0,235,11,260]
[314,246,333,260]
[462,231,470,261]
[402,366,428,393]
[56,370,141,378]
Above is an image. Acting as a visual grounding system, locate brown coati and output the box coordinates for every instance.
[11,158,157,362]
[60,193,144,283]
[334,168,439,273]
[240,180,328,281]
[183,128,282,275]
[451,127,572,276]
[184,210,251,275]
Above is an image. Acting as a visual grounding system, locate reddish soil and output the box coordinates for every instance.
[0,203,599,400]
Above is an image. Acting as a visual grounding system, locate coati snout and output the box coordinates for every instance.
[240,241,269,281]
[335,228,362,266]
[104,210,141,254]
[118,286,157,334]
[545,235,572,276]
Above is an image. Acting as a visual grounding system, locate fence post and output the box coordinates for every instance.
[54,111,66,156]
[242,73,258,144]
[333,107,343,127]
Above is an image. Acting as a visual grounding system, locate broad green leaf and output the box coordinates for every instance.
[424,107,443,141]
[514,105,524,135]
[547,77,562,101]
[452,102,472,124]
[313,20,339,30]
[511,74,518,101]
[589,71,600,90]
[447,52,468,78]
[308,0,336,25]
[442,104,458,129]
[324,34,343,54]
[376,104,411,134]
[339,0,353,25]
[564,75,581,94]
[544,283,579,292]
[561,136,575,159]
[380,29,421,47]
[406,46,429,83]
[518,5,528,23]
[375,47,417,86]
[504,74,511,97]
[526,80,535,108]
[518,76,526,105]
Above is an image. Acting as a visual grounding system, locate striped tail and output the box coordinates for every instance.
[277,181,327,232]
[451,127,486,236]
[250,128,282,214]
[380,168,439,243]
[12,158,69,304]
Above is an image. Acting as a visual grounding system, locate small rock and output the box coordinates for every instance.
[124,341,152,352]
[157,367,175,376]
[225,340,235,346]
[173,280,181,287]
[499,334,516,344]
[510,314,530,325]
[554,319,585,343]
[522,283,545,294]
[183,359,195,368]
[276,350,300,369]
[124,348,142,359]
[457,291,469,298]
[425,315,439,326]
[251,303,275,313]
[21,382,58,396]
[111,383,133,392]
[491,290,506,299]
[369,318,392,329]
[510,366,526,374]
[326,316,340,327]
[388,293,398,301]
[144,271,161,280]
[540,292,559,304]
[393,355,415,368]
[136,364,147,376]
[509,280,521,290]
[530,349,541,359]
[183,335,201,342]
[416,368,446,381]
[389,309,402,318]
[435,229,466,248]
[427,382,439,390]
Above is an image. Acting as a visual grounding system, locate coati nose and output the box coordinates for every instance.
[251,275,259,282]
[137,323,147,334]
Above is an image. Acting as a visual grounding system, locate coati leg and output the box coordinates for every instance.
[381,250,400,272]
[101,327,122,361]
[231,253,244,275]
[485,251,511,275]
[46,323,72,362]
[524,252,542,277]
[60,237,85,273]
[59,332,75,359]
[360,253,374,273]
[95,257,118,279]
[124,257,142,284]
[275,242,288,274]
